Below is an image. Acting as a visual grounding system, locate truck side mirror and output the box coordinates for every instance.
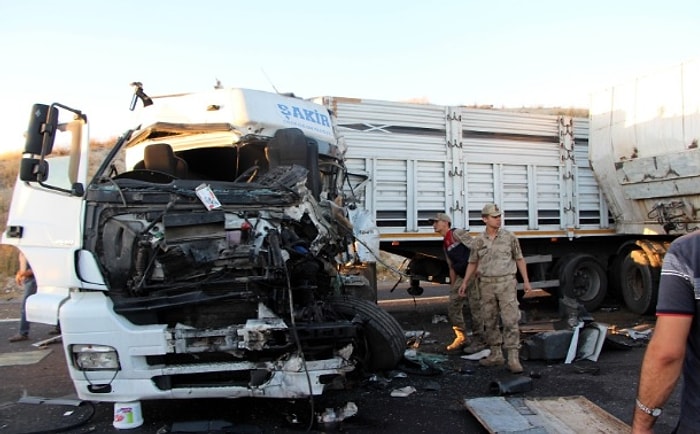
[24,104,58,155]
[19,157,49,182]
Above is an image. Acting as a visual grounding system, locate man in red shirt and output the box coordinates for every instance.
[431,212,485,354]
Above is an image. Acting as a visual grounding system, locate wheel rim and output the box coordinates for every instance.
[559,254,607,311]
[624,266,645,302]
[619,250,656,314]
[572,266,601,301]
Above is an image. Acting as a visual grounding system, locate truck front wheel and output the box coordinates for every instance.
[327,296,405,372]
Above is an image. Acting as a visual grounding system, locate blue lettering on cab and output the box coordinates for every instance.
[277,104,330,127]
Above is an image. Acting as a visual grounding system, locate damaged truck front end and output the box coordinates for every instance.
[3,88,404,402]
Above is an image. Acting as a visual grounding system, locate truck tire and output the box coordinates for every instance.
[328,296,405,372]
[607,254,626,299]
[558,254,608,312]
[620,251,658,315]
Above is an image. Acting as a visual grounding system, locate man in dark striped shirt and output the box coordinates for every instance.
[634,231,700,433]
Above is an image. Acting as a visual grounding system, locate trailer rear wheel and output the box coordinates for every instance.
[620,251,658,315]
[558,254,607,312]
[328,296,405,372]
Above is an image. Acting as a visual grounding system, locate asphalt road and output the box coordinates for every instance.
[0,285,681,433]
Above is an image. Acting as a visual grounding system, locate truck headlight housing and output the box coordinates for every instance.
[71,344,120,370]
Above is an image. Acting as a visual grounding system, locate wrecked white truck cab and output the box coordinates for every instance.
[3,87,404,402]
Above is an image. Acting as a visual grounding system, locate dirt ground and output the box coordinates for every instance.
[1,277,19,302]
[0,291,681,433]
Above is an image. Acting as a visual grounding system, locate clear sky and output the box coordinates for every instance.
[1,0,698,152]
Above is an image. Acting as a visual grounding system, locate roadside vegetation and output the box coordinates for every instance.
[0,139,116,281]
[0,150,23,279]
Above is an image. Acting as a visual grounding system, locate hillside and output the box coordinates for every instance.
[0,150,25,281]
[0,139,115,287]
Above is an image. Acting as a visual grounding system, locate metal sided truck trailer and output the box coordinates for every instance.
[317,59,700,314]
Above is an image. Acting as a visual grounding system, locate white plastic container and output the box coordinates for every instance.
[113,401,143,429]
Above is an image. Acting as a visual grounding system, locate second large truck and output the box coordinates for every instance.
[316,58,700,314]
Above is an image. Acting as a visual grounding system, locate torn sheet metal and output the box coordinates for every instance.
[575,322,608,362]
[565,322,584,364]
[565,322,607,364]
[521,322,608,363]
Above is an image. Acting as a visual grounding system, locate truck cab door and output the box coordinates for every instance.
[1,104,96,325]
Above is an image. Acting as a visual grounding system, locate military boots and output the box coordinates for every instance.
[507,348,524,374]
[446,326,467,351]
[479,346,506,367]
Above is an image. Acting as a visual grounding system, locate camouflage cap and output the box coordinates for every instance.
[428,212,451,224]
[481,203,502,217]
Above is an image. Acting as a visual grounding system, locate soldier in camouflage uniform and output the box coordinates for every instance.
[430,212,485,353]
[458,203,532,373]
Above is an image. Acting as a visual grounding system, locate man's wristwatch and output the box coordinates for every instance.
[636,398,662,417]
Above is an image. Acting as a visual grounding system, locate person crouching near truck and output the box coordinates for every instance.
[458,204,532,374]
[430,212,486,354]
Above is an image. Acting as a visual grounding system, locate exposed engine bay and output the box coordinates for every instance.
[82,126,404,376]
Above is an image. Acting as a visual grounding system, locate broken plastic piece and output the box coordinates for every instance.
[401,350,448,375]
[338,402,358,419]
[461,348,491,361]
[489,376,533,395]
[564,321,584,364]
[404,330,431,338]
[316,402,358,431]
[366,374,391,389]
[432,314,448,324]
[576,322,608,362]
[621,329,652,340]
[390,386,417,397]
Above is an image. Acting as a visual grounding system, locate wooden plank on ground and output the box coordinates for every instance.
[464,395,629,433]
[522,288,552,299]
[525,396,629,433]
[464,397,546,434]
